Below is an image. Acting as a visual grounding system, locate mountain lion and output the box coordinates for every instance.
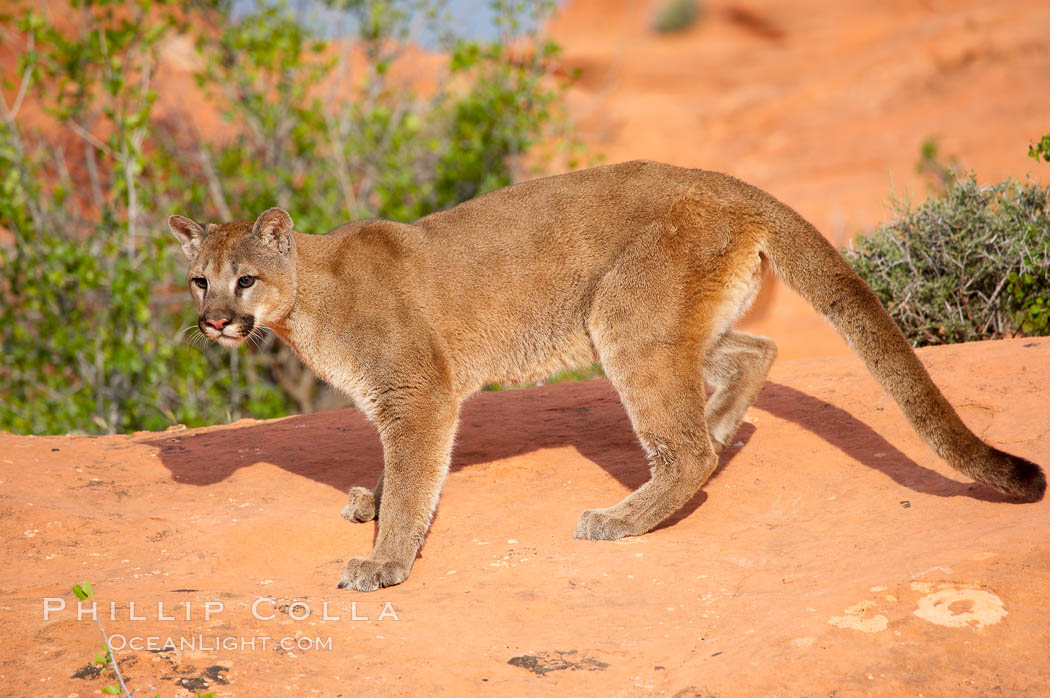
[169,160,1046,591]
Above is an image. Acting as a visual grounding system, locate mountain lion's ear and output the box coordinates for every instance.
[252,207,294,256]
[168,215,208,261]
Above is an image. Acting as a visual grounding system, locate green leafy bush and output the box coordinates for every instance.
[0,0,275,434]
[0,0,582,434]
[1029,134,1050,163]
[844,174,1050,346]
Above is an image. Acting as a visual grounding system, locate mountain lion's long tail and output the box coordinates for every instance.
[761,202,1045,502]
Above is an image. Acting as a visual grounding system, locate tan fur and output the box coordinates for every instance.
[169,160,1046,592]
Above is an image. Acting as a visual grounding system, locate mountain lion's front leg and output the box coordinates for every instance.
[337,392,460,591]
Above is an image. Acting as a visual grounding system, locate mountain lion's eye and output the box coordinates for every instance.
[192,277,207,290]
[238,275,255,289]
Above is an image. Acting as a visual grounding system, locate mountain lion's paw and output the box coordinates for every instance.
[337,557,409,591]
[574,508,632,540]
[341,487,377,522]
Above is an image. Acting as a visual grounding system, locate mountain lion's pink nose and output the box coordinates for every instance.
[206,317,230,330]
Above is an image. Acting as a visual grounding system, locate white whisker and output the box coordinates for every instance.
[184,327,211,352]
[249,323,274,352]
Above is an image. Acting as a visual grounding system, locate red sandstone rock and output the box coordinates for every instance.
[3,338,1048,696]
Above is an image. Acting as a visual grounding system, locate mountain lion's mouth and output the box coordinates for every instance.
[214,333,246,347]
[201,326,245,347]
[201,324,253,347]
[199,315,255,348]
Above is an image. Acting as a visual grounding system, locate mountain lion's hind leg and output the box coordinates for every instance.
[576,335,718,541]
[704,330,777,453]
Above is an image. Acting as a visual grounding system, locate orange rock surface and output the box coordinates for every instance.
[3,337,1048,696]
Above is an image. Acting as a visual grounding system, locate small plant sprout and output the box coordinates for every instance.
[72,580,131,698]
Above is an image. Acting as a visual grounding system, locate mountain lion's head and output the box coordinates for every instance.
[168,207,298,347]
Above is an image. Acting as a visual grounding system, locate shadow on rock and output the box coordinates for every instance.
[756,382,1014,502]
[146,378,1011,521]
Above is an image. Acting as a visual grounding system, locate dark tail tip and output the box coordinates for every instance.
[1012,455,1047,502]
[988,451,1046,503]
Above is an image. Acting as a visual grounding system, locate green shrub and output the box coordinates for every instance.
[1029,134,1050,163]
[0,0,583,434]
[652,0,702,34]
[844,174,1050,346]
